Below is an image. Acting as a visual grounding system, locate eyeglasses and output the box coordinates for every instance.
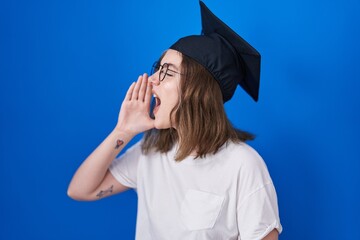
[151,61,183,82]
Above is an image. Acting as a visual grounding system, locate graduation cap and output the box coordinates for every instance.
[170,1,261,102]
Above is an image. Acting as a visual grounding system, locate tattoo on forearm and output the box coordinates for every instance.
[96,185,114,198]
[115,139,124,149]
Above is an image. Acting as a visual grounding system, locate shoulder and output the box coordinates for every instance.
[124,140,143,155]
[114,140,144,163]
[221,141,265,167]
[220,141,272,182]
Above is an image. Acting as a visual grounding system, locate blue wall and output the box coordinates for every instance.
[1,0,359,239]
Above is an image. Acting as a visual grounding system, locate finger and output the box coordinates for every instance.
[144,78,153,106]
[138,73,148,101]
[125,82,136,101]
[131,75,142,100]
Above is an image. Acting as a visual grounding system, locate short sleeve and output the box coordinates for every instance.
[108,141,142,189]
[236,144,282,240]
[237,183,282,240]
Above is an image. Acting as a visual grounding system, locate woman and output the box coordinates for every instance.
[68,2,282,239]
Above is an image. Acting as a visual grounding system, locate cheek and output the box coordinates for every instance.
[167,93,179,108]
[163,84,180,110]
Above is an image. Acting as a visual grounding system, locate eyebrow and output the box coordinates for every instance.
[162,62,180,71]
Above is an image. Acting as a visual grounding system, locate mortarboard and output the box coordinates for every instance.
[170,1,261,102]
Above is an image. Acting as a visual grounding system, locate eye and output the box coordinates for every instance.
[166,73,174,77]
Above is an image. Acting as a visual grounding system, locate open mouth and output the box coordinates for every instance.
[153,94,161,115]
[150,93,161,119]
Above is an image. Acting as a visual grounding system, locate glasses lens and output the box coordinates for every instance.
[159,63,169,81]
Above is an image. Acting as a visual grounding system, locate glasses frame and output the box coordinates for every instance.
[151,61,183,82]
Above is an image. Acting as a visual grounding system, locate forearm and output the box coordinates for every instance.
[67,127,134,198]
[68,73,153,200]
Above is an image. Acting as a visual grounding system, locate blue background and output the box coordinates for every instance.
[1,0,359,239]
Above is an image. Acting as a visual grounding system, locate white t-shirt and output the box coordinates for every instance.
[109,141,282,240]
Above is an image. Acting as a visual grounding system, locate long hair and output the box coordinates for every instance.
[142,52,254,161]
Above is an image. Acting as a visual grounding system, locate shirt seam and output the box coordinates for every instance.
[238,181,272,209]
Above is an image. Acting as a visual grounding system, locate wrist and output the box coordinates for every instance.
[112,126,136,141]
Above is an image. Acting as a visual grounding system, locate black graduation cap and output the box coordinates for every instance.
[170,1,261,102]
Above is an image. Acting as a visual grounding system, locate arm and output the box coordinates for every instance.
[67,129,133,201]
[262,229,279,240]
[67,73,154,201]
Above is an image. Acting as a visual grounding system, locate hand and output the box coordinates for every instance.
[115,73,154,135]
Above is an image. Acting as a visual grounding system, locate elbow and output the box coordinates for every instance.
[67,186,91,201]
[67,187,80,200]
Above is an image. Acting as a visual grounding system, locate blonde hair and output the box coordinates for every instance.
[142,53,254,161]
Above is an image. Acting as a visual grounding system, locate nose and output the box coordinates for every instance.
[149,72,160,86]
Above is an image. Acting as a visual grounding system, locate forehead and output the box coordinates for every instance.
[161,49,182,69]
